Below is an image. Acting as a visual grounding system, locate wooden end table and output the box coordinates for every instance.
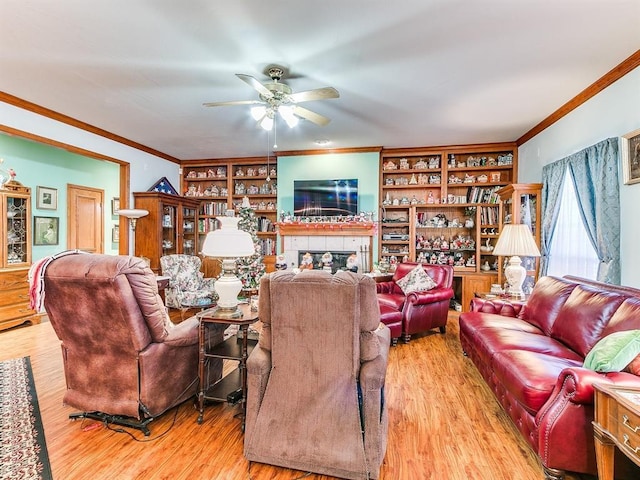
[196,304,258,429]
[593,383,640,480]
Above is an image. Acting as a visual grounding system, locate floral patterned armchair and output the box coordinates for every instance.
[160,254,216,309]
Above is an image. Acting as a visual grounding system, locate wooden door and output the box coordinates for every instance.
[67,184,104,253]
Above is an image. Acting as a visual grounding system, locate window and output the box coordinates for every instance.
[546,168,599,279]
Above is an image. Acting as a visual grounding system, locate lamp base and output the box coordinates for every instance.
[504,256,526,299]
[209,305,244,319]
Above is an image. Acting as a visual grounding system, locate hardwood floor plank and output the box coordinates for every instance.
[0,313,590,480]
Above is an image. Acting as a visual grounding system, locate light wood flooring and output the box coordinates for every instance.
[0,313,593,480]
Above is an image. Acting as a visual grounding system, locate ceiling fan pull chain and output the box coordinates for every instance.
[273,119,278,150]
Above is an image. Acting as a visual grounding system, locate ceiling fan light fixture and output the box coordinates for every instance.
[260,114,274,131]
[279,105,299,128]
[250,106,266,121]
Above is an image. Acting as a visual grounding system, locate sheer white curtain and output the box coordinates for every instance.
[546,168,599,279]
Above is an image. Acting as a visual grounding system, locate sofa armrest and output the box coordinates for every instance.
[163,316,200,347]
[245,346,272,439]
[469,298,522,317]
[375,281,395,294]
[544,366,640,406]
[406,287,454,306]
[360,325,391,388]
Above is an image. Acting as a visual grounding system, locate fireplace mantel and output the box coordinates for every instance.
[276,222,376,237]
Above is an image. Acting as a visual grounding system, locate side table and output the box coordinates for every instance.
[593,383,640,480]
[474,292,529,303]
[180,297,217,321]
[196,304,258,429]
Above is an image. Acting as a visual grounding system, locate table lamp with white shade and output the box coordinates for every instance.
[492,223,541,298]
[201,211,255,319]
[116,208,149,256]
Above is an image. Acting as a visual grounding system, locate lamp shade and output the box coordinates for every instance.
[492,224,541,257]
[201,216,255,258]
[116,208,149,219]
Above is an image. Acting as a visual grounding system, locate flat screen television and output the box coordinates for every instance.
[293,179,358,216]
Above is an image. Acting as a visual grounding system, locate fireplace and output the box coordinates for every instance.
[277,222,375,273]
[298,251,359,273]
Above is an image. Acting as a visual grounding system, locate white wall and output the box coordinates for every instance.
[0,101,180,251]
[0,102,180,196]
[518,67,640,286]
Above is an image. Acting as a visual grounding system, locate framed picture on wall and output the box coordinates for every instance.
[34,216,59,245]
[36,186,58,210]
[112,198,120,215]
[112,225,119,243]
[622,129,640,185]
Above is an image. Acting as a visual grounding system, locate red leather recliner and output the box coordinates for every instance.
[376,263,454,342]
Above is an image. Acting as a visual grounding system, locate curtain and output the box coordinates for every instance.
[540,138,620,283]
[540,158,568,275]
[568,138,620,283]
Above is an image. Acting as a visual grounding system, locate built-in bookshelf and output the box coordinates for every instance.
[379,143,518,311]
[182,157,278,272]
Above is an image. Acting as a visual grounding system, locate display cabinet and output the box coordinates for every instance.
[496,183,542,293]
[133,192,202,274]
[0,181,40,331]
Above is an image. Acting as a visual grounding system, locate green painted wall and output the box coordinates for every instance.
[0,133,120,260]
[277,151,380,255]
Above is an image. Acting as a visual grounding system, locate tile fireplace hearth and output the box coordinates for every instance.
[277,222,375,273]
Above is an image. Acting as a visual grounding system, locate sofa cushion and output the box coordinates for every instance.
[518,276,578,335]
[601,297,640,337]
[396,264,437,295]
[550,285,626,357]
[492,350,583,414]
[584,330,640,372]
[627,354,640,375]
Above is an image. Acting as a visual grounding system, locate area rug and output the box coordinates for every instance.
[0,357,53,480]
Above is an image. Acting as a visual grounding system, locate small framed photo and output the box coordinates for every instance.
[622,129,640,185]
[112,225,120,243]
[36,186,58,210]
[34,216,59,245]
[490,172,501,182]
[111,198,120,215]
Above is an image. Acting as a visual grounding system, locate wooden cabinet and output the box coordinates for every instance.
[593,384,640,480]
[182,157,277,272]
[133,192,202,274]
[496,183,542,293]
[0,181,40,331]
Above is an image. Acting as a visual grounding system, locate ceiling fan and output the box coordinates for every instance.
[203,66,339,130]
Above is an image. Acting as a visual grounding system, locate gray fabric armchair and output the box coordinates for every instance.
[244,270,390,479]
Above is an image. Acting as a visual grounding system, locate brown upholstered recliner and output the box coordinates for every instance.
[42,253,225,435]
[244,270,390,480]
[376,262,454,342]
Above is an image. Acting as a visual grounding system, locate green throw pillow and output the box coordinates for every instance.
[584,330,640,373]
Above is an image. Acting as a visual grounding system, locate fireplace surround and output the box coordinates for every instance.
[277,222,375,273]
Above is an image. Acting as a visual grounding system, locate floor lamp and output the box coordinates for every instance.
[201,212,254,319]
[116,208,149,256]
[492,223,541,298]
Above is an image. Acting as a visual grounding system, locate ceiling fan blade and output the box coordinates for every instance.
[292,106,331,126]
[203,100,264,107]
[236,73,273,98]
[288,87,339,103]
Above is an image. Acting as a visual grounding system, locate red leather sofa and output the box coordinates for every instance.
[459,276,640,479]
[376,263,454,342]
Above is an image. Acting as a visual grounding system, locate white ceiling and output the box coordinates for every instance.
[1,1,639,161]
